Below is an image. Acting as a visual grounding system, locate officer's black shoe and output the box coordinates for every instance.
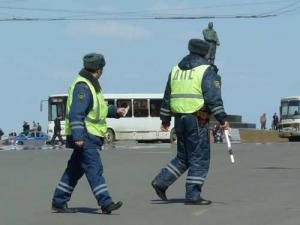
[52,204,77,213]
[184,197,212,205]
[101,201,123,214]
[151,181,168,201]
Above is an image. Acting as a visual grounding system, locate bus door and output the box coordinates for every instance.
[48,96,67,138]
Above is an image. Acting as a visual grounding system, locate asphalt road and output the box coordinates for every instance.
[0,142,300,225]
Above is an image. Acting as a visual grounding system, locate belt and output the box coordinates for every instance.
[173,111,209,117]
[173,112,197,117]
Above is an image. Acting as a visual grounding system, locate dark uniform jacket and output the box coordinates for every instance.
[66,69,118,149]
[160,53,227,125]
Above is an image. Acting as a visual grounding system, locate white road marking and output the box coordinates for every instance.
[139,151,171,154]
[127,145,170,149]
[192,209,208,216]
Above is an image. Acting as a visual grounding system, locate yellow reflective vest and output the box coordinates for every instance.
[170,65,210,113]
[65,76,108,137]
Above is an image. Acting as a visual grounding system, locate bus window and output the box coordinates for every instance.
[117,99,132,117]
[106,99,115,106]
[50,105,57,121]
[133,99,149,117]
[288,101,300,116]
[281,102,288,116]
[49,103,65,121]
[150,99,162,117]
[57,104,64,119]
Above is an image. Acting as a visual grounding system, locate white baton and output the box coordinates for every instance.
[224,129,235,164]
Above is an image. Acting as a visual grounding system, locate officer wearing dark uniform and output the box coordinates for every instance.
[151,39,229,205]
[52,53,125,214]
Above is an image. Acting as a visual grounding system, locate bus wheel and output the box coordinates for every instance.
[105,129,115,144]
[17,141,24,145]
[170,128,177,144]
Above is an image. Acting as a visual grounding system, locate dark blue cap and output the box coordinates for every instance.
[188,39,210,56]
[83,53,106,71]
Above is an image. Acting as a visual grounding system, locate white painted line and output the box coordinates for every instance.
[129,146,156,149]
[0,149,12,152]
[136,151,171,154]
[192,209,208,216]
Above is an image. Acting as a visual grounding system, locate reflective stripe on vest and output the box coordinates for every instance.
[170,65,210,114]
[65,76,108,137]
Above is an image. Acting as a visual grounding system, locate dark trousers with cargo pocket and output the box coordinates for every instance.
[152,114,210,201]
[52,143,112,208]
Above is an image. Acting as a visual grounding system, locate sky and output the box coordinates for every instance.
[0,0,300,134]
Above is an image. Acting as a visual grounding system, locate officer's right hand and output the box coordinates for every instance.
[75,140,84,148]
[160,123,170,132]
[117,107,127,117]
[220,121,230,130]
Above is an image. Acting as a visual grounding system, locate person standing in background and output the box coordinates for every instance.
[37,123,42,132]
[260,113,267,130]
[32,121,38,131]
[272,113,279,130]
[23,121,30,132]
[0,128,4,140]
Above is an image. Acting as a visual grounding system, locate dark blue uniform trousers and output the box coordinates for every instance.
[52,146,112,208]
[153,114,210,201]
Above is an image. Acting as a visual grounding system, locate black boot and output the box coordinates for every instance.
[101,201,123,214]
[151,181,168,201]
[184,197,212,205]
[52,204,77,213]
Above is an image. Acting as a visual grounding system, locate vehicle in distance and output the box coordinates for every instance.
[44,93,175,143]
[14,131,49,147]
[278,96,300,141]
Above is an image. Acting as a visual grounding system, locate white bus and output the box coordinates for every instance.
[278,96,300,141]
[45,93,175,143]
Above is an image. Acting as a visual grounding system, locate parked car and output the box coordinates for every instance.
[14,131,49,148]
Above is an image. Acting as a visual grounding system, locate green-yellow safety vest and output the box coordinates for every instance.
[65,76,108,137]
[170,65,210,114]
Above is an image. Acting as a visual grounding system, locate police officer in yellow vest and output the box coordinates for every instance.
[151,39,230,205]
[52,53,126,214]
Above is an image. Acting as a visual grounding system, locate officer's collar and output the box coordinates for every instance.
[79,68,101,93]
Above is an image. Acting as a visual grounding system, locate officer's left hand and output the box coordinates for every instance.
[117,107,127,117]
[160,123,170,132]
[75,140,84,149]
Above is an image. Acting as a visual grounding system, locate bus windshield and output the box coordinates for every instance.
[48,96,67,121]
[281,100,300,118]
